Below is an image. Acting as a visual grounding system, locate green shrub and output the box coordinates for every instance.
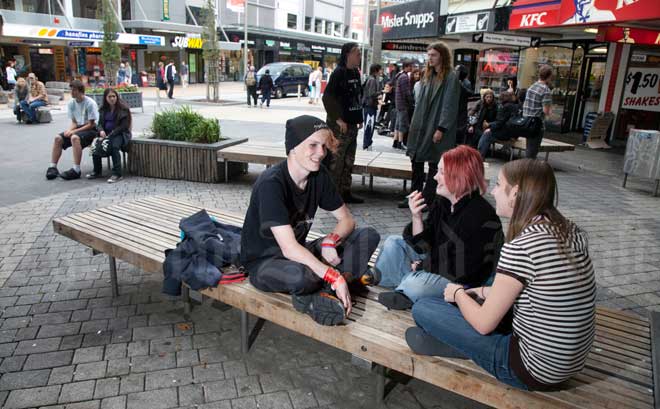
[151,105,221,144]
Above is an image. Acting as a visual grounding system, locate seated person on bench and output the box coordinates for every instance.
[407,159,596,391]
[46,80,99,181]
[375,145,503,310]
[477,91,521,159]
[240,115,380,326]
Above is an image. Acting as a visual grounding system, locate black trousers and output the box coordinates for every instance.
[246,85,257,106]
[411,160,439,205]
[247,227,380,295]
[167,80,175,98]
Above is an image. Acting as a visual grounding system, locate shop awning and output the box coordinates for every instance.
[1,23,165,46]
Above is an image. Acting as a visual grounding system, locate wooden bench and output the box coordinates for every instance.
[495,138,575,161]
[52,196,660,409]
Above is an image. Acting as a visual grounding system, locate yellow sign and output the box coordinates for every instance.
[54,47,65,81]
[304,60,319,69]
[171,36,203,49]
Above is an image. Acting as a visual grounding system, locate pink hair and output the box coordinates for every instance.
[442,145,487,198]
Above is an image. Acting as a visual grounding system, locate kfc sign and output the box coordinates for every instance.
[370,0,440,40]
[509,0,660,30]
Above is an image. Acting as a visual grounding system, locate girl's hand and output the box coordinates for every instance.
[444,283,464,303]
[408,191,426,217]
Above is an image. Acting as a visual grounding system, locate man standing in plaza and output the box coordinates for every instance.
[522,64,553,159]
[46,80,99,181]
[165,60,177,99]
[393,60,413,150]
[322,42,364,204]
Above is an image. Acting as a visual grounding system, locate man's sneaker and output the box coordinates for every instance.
[359,268,381,286]
[378,291,413,310]
[405,327,465,358]
[107,175,123,184]
[86,172,101,180]
[46,167,59,180]
[59,168,81,180]
[292,291,345,326]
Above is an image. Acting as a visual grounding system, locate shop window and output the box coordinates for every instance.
[351,32,358,40]
[287,13,297,29]
[1,0,15,10]
[187,6,203,25]
[22,0,63,15]
[315,19,323,34]
[325,21,333,36]
[72,0,98,18]
[334,23,343,37]
[305,17,312,32]
[122,0,131,20]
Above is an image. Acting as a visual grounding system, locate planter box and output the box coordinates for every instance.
[128,137,247,183]
[91,92,143,110]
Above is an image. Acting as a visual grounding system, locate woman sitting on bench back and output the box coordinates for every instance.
[407,158,596,390]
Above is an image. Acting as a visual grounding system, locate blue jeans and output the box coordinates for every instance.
[412,297,529,390]
[20,100,47,123]
[261,89,271,106]
[374,235,448,302]
[477,130,505,158]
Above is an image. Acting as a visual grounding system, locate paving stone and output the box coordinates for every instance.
[119,373,144,395]
[126,387,178,409]
[101,395,126,409]
[288,388,318,409]
[15,294,43,306]
[132,325,173,341]
[92,308,116,320]
[0,368,51,390]
[204,379,237,401]
[29,302,51,315]
[127,341,148,357]
[71,309,92,322]
[105,358,130,377]
[94,377,120,399]
[74,361,107,381]
[0,355,26,373]
[223,360,248,379]
[0,329,17,343]
[108,317,128,330]
[0,297,18,308]
[43,291,81,302]
[23,350,73,370]
[37,322,81,339]
[116,305,136,318]
[178,383,204,406]
[127,316,148,329]
[60,335,84,350]
[193,332,222,349]
[73,346,105,364]
[80,320,109,334]
[30,312,71,327]
[13,337,61,355]
[3,385,61,408]
[14,326,39,340]
[48,365,75,385]
[130,353,176,373]
[260,373,295,394]
[193,363,225,382]
[59,380,96,403]
[198,347,231,364]
[231,396,258,409]
[1,317,30,330]
[1,305,31,318]
[236,375,262,397]
[82,332,112,347]
[65,401,101,409]
[150,336,192,354]
[48,299,89,313]
[176,350,199,368]
[255,391,293,409]
[104,343,127,360]
[145,367,192,390]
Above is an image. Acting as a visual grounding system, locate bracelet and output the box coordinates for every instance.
[453,287,464,300]
[481,286,486,299]
[323,267,340,285]
[321,242,336,248]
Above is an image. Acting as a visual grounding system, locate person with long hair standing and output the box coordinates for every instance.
[406,159,596,391]
[361,63,382,150]
[86,88,132,183]
[401,42,460,209]
[322,42,364,203]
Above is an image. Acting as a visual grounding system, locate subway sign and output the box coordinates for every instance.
[171,36,204,49]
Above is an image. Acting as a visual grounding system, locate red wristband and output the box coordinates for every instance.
[331,275,346,291]
[321,243,336,248]
[323,267,340,285]
[325,233,341,244]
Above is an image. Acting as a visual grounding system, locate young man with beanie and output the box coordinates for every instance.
[240,115,380,326]
[322,42,364,203]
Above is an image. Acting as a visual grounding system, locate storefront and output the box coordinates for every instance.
[169,34,205,84]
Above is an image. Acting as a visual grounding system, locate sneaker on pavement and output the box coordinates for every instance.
[292,291,345,326]
[86,172,101,180]
[59,168,81,180]
[46,167,59,180]
[378,291,413,310]
[107,175,123,184]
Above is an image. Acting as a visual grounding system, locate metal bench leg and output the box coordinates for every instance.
[240,311,266,355]
[108,255,119,297]
[403,180,407,191]
[544,151,550,162]
[374,364,386,407]
[369,175,374,191]
[622,173,628,188]
[362,175,365,186]
[224,160,229,183]
[182,285,191,314]
[655,180,659,197]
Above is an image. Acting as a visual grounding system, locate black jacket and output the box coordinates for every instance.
[476,102,498,131]
[322,64,363,124]
[162,210,242,296]
[490,101,520,139]
[97,106,132,149]
[403,191,504,287]
[259,74,273,91]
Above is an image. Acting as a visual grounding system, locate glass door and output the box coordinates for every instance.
[575,57,606,131]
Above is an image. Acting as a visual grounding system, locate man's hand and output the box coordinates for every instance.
[483,121,489,129]
[99,130,106,139]
[411,260,422,272]
[334,280,352,316]
[336,119,348,134]
[408,190,426,217]
[432,129,443,144]
[63,129,73,138]
[321,247,341,266]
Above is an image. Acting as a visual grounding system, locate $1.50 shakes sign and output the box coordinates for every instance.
[622,67,660,112]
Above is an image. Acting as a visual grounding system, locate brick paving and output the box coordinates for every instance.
[1,92,660,408]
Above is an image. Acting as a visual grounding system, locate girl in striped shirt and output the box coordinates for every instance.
[407,159,596,390]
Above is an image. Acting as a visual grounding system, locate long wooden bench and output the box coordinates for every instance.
[494,138,575,161]
[52,196,660,409]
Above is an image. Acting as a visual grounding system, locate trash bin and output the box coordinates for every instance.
[622,129,660,196]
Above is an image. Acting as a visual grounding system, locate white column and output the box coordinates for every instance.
[610,44,631,116]
[64,0,74,24]
[15,0,23,12]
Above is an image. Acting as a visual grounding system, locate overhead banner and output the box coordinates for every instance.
[1,24,165,46]
[370,0,440,40]
[622,67,660,112]
[596,26,660,46]
[446,11,491,34]
[228,0,245,13]
[509,0,660,30]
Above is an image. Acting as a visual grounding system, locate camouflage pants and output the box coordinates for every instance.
[328,122,358,197]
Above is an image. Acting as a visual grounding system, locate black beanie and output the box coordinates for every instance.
[285,115,329,154]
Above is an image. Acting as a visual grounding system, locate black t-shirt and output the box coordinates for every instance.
[322,65,363,124]
[240,161,344,269]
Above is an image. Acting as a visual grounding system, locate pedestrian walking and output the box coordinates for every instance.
[258,69,273,108]
[393,60,414,150]
[244,66,258,107]
[308,65,323,104]
[522,65,553,159]
[362,64,382,151]
[117,62,127,84]
[180,62,189,88]
[156,62,167,99]
[400,41,460,209]
[322,42,364,204]
[165,60,176,99]
[5,59,17,90]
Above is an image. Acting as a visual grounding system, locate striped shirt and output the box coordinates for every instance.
[522,81,551,119]
[497,218,596,386]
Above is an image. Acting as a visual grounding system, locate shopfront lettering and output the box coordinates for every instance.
[380,11,435,31]
[519,12,547,27]
[623,96,660,107]
[171,36,203,49]
[616,0,639,9]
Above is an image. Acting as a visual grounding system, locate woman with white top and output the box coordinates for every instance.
[5,59,17,90]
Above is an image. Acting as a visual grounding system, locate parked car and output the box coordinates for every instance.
[256,62,313,99]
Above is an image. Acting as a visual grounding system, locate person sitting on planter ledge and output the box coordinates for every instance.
[240,115,381,326]
[86,88,132,184]
[46,80,99,181]
[20,73,48,124]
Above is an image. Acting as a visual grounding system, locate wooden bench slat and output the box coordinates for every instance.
[594,334,652,357]
[588,349,653,377]
[584,358,653,388]
[563,378,650,409]
[595,325,651,349]
[573,372,654,405]
[81,210,179,247]
[596,314,651,336]
[598,307,649,324]
[592,338,653,366]
[580,367,654,400]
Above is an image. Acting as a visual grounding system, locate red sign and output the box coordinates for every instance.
[509,0,660,30]
[596,26,660,46]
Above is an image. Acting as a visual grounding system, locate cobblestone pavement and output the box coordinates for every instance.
[1,89,660,408]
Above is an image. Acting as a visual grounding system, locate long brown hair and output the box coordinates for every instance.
[423,42,452,83]
[502,159,574,244]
